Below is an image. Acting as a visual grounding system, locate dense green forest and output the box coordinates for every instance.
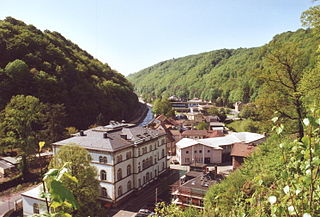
[128,28,320,106]
[0,17,139,130]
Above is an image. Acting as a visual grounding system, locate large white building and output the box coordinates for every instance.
[22,122,168,216]
[176,132,265,165]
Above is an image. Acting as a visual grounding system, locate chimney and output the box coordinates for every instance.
[80,130,85,136]
[103,132,108,138]
[120,134,127,140]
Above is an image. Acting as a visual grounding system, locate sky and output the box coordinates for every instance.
[0,0,316,76]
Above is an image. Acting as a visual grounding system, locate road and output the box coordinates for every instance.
[0,185,32,217]
[107,169,180,217]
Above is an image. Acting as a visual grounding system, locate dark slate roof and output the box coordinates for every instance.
[53,125,166,152]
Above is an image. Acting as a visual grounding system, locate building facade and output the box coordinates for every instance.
[52,122,168,207]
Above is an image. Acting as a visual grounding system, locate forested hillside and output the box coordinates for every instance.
[128,28,320,105]
[0,17,139,129]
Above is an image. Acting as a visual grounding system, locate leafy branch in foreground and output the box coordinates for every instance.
[33,162,79,217]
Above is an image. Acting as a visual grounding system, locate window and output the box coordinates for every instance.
[149,145,152,152]
[100,170,106,181]
[143,176,146,184]
[138,178,141,187]
[33,203,39,214]
[199,150,202,153]
[138,148,141,156]
[155,169,157,176]
[162,162,165,170]
[126,152,131,159]
[127,180,132,191]
[186,151,189,154]
[162,149,164,158]
[99,156,103,163]
[208,150,210,153]
[118,186,123,197]
[101,187,107,198]
[117,168,122,181]
[185,158,190,163]
[194,150,197,153]
[103,156,107,163]
[127,165,131,176]
[117,155,123,163]
[146,172,150,181]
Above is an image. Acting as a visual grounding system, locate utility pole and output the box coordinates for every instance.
[155,187,158,204]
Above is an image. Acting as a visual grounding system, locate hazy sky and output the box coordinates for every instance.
[1,0,315,76]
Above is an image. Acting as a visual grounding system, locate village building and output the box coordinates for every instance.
[176,132,265,165]
[230,143,256,170]
[22,122,168,216]
[171,165,223,209]
[21,185,47,216]
[181,130,223,139]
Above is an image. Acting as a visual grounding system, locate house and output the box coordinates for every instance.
[176,138,223,165]
[186,108,204,122]
[209,122,225,131]
[0,159,15,177]
[22,122,168,215]
[171,166,223,209]
[181,130,223,139]
[176,132,265,164]
[21,185,47,216]
[148,115,179,156]
[231,143,256,170]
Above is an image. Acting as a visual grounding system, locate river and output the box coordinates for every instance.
[138,106,154,126]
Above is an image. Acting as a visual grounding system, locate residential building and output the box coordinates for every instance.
[52,122,168,207]
[176,132,265,164]
[181,130,223,139]
[176,138,223,165]
[171,166,223,209]
[21,185,47,216]
[230,143,256,170]
[22,122,168,216]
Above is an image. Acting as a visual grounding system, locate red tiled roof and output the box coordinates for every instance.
[231,143,256,157]
[156,114,167,121]
[182,130,224,137]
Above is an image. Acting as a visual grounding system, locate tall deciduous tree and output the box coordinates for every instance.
[43,103,67,143]
[0,95,45,176]
[256,43,308,139]
[49,145,100,217]
[152,97,175,117]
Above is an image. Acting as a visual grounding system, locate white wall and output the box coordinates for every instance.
[22,196,46,216]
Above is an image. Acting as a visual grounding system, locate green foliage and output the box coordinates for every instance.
[49,145,100,217]
[128,29,320,107]
[238,103,259,120]
[207,107,227,122]
[0,95,45,176]
[152,97,175,117]
[227,119,260,133]
[38,162,79,217]
[0,17,139,130]
[203,135,285,216]
[154,202,201,217]
[195,121,209,130]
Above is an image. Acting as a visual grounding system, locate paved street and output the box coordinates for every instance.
[0,184,38,217]
[107,169,180,217]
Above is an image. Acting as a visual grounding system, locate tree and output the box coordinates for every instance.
[195,121,209,130]
[256,43,308,139]
[43,103,67,143]
[49,145,100,217]
[207,107,227,122]
[0,95,45,176]
[152,98,175,117]
[238,103,259,120]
